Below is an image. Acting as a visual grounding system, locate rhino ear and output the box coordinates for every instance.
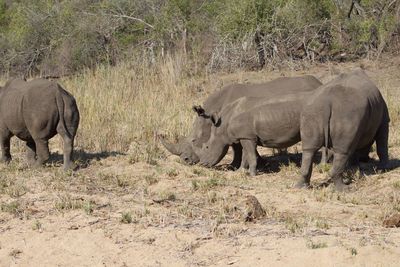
[193,105,206,117]
[210,113,221,127]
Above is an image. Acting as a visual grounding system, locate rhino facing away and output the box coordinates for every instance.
[0,78,80,170]
[161,75,323,168]
[196,90,316,175]
[296,69,389,190]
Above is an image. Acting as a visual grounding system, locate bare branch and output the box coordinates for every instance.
[83,12,154,29]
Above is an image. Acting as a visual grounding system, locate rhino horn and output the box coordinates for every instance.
[159,135,182,156]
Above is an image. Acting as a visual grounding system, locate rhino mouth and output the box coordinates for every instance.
[199,145,229,168]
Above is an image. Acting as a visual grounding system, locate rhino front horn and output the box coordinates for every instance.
[159,135,181,156]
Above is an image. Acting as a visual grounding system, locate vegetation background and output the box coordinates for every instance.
[0,0,399,76]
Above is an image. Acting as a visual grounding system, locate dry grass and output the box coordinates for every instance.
[60,55,204,155]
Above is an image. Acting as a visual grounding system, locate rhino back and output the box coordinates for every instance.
[302,70,385,151]
[203,75,322,114]
[226,96,305,148]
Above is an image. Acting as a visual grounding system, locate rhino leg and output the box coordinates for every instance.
[34,139,50,167]
[230,143,243,170]
[240,140,258,176]
[62,136,76,170]
[25,140,36,165]
[295,150,316,188]
[0,132,12,163]
[375,120,389,170]
[328,152,351,191]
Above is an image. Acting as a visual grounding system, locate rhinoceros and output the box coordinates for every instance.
[296,69,389,190]
[0,78,80,170]
[161,75,323,168]
[196,91,315,175]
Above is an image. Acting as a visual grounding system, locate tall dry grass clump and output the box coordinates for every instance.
[61,55,205,160]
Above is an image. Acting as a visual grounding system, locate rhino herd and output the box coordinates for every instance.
[161,69,390,190]
[0,69,390,191]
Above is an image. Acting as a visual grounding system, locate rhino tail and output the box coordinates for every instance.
[55,86,72,140]
[323,105,331,157]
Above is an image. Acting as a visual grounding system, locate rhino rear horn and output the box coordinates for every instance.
[159,135,181,156]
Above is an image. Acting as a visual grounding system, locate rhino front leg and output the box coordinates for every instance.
[0,133,12,163]
[375,120,389,170]
[230,143,243,170]
[328,152,350,191]
[25,140,36,165]
[33,139,50,167]
[295,150,315,188]
[240,140,257,176]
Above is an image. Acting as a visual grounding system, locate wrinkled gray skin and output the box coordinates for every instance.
[296,69,389,190]
[0,78,80,170]
[197,91,315,174]
[161,76,323,168]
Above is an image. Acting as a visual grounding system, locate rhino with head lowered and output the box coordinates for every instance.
[160,75,323,168]
[0,78,80,170]
[196,90,316,175]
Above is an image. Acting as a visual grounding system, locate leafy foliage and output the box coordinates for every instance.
[0,0,398,75]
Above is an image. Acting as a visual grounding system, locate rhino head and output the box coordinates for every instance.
[197,111,230,167]
[159,135,200,164]
[160,105,218,165]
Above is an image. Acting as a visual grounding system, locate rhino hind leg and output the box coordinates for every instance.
[240,140,258,176]
[25,140,37,165]
[0,133,12,163]
[33,139,50,167]
[295,150,316,188]
[328,152,351,191]
[375,120,389,170]
[61,135,76,170]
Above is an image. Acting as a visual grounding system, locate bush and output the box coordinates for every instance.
[0,0,399,76]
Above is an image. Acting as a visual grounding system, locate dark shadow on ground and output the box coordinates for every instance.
[48,149,126,169]
[215,150,399,177]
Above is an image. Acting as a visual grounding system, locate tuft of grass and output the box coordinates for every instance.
[306,240,328,249]
[350,247,358,256]
[316,163,331,174]
[0,201,22,216]
[313,187,335,202]
[283,216,304,234]
[144,174,159,185]
[191,177,226,192]
[32,220,42,231]
[166,168,179,178]
[0,176,27,198]
[54,194,84,211]
[120,212,133,224]
[158,191,176,201]
[315,219,330,230]
[82,200,95,215]
[192,167,207,176]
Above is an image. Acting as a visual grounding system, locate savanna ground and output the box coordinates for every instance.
[1,56,400,266]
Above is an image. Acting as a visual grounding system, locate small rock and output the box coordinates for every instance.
[383,214,400,228]
[9,249,22,258]
[243,195,266,222]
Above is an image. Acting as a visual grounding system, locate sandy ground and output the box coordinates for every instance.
[1,58,400,266]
